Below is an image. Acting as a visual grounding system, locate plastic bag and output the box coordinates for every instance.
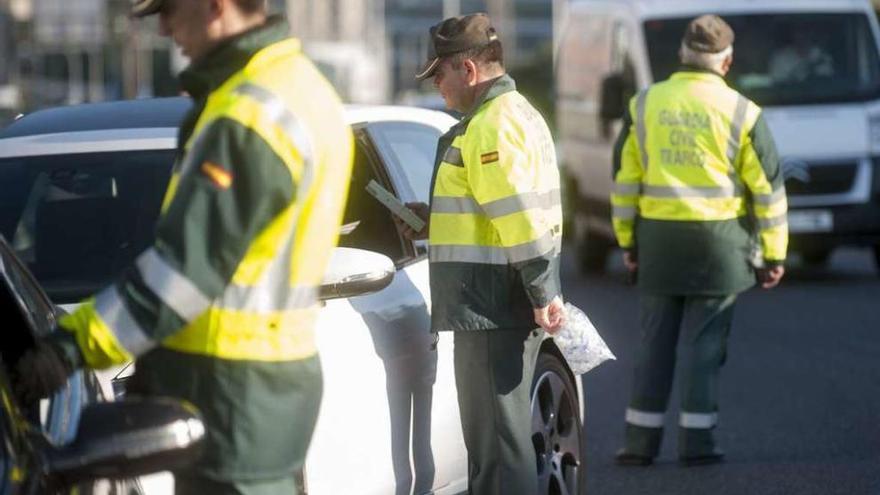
[551,303,616,375]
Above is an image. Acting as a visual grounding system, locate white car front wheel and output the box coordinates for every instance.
[531,351,583,495]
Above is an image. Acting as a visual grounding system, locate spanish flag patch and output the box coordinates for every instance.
[200,161,233,189]
[480,151,499,164]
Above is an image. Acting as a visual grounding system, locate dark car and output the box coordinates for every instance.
[0,235,205,494]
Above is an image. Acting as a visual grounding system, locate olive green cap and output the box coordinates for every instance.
[683,14,734,53]
[415,13,499,80]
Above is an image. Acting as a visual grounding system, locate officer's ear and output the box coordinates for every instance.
[721,51,733,75]
[207,0,223,19]
[462,58,479,86]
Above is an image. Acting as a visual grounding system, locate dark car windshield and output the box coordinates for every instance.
[0,150,174,303]
[644,13,880,106]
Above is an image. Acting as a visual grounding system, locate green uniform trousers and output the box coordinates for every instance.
[623,293,737,457]
[129,350,322,495]
[454,327,543,495]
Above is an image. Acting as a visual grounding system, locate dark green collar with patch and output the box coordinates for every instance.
[180,16,289,100]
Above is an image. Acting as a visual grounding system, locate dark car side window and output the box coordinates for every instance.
[337,129,413,265]
[0,150,175,303]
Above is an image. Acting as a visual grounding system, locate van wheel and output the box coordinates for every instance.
[801,248,831,267]
[873,245,880,274]
[573,215,609,274]
[531,352,583,495]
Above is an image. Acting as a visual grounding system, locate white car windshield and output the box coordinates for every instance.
[644,13,880,106]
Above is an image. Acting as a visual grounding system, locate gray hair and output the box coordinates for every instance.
[679,43,733,72]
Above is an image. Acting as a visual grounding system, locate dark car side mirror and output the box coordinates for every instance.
[319,247,395,300]
[46,397,204,486]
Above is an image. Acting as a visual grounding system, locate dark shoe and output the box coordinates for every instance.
[679,449,725,467]
[615,449,654,466]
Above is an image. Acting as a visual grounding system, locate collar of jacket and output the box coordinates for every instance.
[179,15,290,100]
[457,73,517,126]
[672,65,728,83]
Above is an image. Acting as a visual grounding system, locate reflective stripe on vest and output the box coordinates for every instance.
[234,82,316,191]
[635,89,650,172]
[429,230,560,265]
[431,189,561,218]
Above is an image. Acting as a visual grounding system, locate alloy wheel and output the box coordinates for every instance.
[531,354,582,495]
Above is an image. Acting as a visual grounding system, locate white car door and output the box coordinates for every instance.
[305,121,466,495]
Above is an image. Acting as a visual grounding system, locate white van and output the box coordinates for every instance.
[557,0,880,273]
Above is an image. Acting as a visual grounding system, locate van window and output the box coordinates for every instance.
[644,13,880,106]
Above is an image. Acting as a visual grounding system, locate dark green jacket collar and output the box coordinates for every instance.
[461,73,516,123]
[676,64,726,80]
[180,15,289,100]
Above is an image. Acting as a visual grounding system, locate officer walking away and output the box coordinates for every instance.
[15,0,353,493]
[611,15,788,466]
[397,13,565,494]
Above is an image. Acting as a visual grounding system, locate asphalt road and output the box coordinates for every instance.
[563,246,880,495]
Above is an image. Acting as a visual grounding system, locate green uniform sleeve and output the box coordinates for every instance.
[611,99,643,249]
[56,117,295,368]
[740,112,788,263]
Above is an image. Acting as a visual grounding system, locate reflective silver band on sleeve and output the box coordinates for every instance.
[234,82,316,190]
[429,230,560,265]
[757,214,787,230]
[442,146,464,167]
[136,248,212,323]
[680,412,718,429]
[94,285,156,357]
[625,407,665,428]
[614,182,641,196]
[754,187,787,206]
[642,184,741,199]
[635,90,650,171]
[612,204,638,221]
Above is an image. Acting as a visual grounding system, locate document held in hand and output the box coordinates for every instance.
[365,180,426,233]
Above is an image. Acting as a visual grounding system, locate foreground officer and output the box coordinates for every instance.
[15,0,353,492]
[399,13,564,494]
[611,15,788,466]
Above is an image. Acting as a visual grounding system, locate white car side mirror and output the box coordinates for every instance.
[319,247,395,300]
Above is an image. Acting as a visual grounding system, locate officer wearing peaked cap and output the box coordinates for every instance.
[15,0,354,493]
[398,13,565,494]
[611,14,788,466]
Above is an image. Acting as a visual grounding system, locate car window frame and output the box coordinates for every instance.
[348,123,420,268]
[363,120,447,265]
[0,236,56,340]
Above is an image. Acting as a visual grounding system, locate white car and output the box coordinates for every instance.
[0,98,584,495]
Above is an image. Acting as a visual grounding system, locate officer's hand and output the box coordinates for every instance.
[534,296,565,335]
[14,340,76,404]
[760,265,785,289]
[622,251,638,272]
[394,202,429,241]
